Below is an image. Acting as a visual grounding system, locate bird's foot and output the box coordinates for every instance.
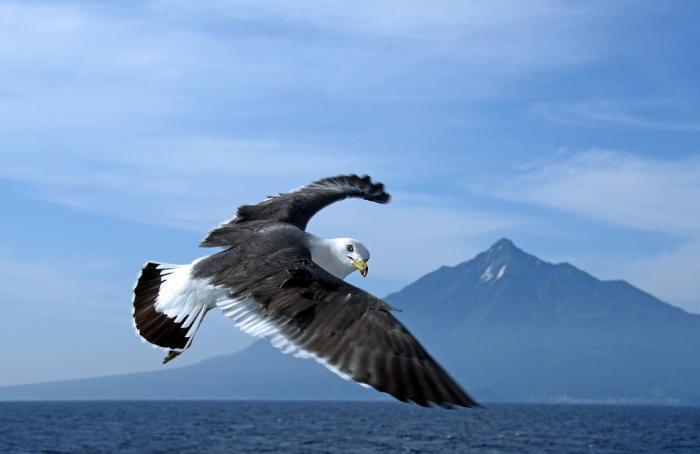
[163,350,182,364]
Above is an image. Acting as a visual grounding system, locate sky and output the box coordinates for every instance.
[1,0,699,386]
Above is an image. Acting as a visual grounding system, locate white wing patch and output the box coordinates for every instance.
[216,297,369,387]
[153,258,228,342]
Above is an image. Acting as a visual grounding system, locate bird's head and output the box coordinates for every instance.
[329,237,370,278]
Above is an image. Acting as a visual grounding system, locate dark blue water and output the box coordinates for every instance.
[1,401,699,453]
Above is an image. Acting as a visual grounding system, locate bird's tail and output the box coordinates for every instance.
[132,260,219,363]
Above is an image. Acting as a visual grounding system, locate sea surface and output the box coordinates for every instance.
[1,401,699,453]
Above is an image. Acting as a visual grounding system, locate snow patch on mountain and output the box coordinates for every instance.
[481,265,494,282]
[497,264,507,279]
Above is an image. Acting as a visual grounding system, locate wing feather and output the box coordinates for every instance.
[212,257,480,408]
[200,174,390,246]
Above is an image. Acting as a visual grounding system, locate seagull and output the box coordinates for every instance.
[132,175,479,408]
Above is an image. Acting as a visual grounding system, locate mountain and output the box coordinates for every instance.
[386,239,700,403]
[2,239,699,403]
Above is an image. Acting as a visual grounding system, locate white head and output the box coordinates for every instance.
[308,237,370,280]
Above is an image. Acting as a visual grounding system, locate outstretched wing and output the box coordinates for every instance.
[206,252,479,408]
[201,174,389,247]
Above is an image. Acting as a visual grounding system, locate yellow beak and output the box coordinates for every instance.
[350,257,369,277]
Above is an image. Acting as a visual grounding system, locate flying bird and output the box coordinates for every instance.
[132,175,479,408]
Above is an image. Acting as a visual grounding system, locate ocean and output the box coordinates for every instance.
[1,401,699,453]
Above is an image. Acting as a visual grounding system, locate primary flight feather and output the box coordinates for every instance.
[132,174,479,408]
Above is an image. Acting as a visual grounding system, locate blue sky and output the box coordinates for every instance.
[2,0,699,386]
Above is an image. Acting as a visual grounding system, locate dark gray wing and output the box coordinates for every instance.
[200,174,390,247]
[203,251,479,408]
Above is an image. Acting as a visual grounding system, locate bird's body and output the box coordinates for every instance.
[132,175,479,408]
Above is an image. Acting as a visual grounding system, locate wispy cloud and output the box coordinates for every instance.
[0,138,370,230]
[493,150,700,236]
[532,99,700,132]
[0,0,615,231]
[165,0,607,67]
[0,0,615,137]
[484,149,700,311]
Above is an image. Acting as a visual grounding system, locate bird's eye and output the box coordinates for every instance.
[346,244,354,252]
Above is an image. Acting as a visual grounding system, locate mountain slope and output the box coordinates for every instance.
[2,239,699,403]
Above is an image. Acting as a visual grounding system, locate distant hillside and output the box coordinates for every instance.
[0,341,377,401]
[2,239,699,403]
